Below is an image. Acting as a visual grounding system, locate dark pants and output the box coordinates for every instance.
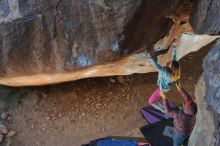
[172,133,189,146]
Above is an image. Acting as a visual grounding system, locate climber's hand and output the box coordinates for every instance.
[160,91,167,100]
[146,47,156,58]
[147,49,156,58]
[172,38,177,46]
[175,81,182,91]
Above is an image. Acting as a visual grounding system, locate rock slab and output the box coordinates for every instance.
[189,40,220,146]
[190,0,220,34]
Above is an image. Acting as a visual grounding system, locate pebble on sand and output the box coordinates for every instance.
[0,134,3,144]
[7,131,16,137]
[1,112,9,120]
[6,139,12,146]
[0,125,8,134]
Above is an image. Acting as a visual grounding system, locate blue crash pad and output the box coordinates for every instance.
[97,139,137,146]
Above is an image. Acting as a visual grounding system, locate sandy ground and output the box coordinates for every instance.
[0,44,211,146]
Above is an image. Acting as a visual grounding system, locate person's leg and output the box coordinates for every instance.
[172,133,185,146]
[148,87,165,112]
[148,87,161,105]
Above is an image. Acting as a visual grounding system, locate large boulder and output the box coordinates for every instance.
[0,33,218,86]
[0,0,219,86]
[189,40,220,146]
[0,0,186,76]
[0,1,193,81]
[190,0,220,34]
[0,0,143,75]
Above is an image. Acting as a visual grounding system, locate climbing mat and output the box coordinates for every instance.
[82,138,150,146]
[140,118,174,146]
[139,102,178,146]
[96,139,137,146]
[140,106,166,124]
[140,101,176,124]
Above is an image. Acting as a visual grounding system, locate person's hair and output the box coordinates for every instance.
[168,61,180,81]
[184,102,197,115]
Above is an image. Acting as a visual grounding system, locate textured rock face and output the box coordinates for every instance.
[0,0,142,76]
[190,0,220,34]
[0,0,194,76]
[0,0,197,86]
[189,40,220,146]
[0,34,218,86]
[0,0,219,86]
[0,0,188,77]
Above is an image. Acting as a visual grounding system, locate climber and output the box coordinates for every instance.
[161,84,197,146]
[147,41,180,112]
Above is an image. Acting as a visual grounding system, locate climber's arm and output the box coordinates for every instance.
[150,57,165,73]
[162,93,179,119]
[176,83,191,101]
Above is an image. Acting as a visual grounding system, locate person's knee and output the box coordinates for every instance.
[148,99,153,105]
[148,95,158,105]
